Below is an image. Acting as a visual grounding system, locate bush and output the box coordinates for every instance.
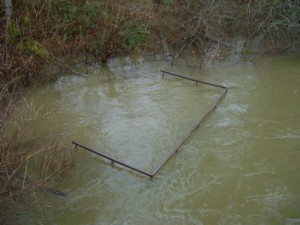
[122,19,150,50]
[0,86,76,221]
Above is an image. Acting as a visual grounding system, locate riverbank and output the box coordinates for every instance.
[1,0,299,90]
[1,0,299,223]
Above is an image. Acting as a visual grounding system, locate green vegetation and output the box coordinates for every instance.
[0,0,299,223]
[1,0,299,88]
[123,19,150,50]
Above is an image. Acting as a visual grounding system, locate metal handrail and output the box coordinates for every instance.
[72,141,154,178]
[72,70,228,178]
[161,70,227,89]
[151,86,228,177]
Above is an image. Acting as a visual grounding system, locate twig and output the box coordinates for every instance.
[171,37,190,66]
[8,169,67,197]
[158,28,172,62]
[50,54,88,78]
[59,62,89,78]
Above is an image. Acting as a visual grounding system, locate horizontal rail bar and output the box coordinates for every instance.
[72,71,228,178]
[72,141,153,178]
[152,87,228,176]
[161,70,227,89]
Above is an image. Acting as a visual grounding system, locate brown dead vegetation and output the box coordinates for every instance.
[0,0,299,222]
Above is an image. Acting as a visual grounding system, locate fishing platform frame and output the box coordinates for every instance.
[72,70,228,178]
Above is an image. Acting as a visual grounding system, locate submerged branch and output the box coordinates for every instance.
[12,170,67,197]
[51,55,88,78]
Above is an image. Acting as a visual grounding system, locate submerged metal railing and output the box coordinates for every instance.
[72,70,228,178]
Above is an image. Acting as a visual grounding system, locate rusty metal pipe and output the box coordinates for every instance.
[72,141,153,178]
[151,87,228,177]
[72,71,228,178]
[161,70,227,89]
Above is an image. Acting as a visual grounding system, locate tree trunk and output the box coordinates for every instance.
[4,0,13,24]
[3,0,13,62]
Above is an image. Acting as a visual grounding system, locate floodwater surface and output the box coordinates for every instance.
[13,55,300,224]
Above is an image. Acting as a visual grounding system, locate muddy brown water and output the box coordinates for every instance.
[10,55,300,224]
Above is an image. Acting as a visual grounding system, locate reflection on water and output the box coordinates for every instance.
[16,55,300,224]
